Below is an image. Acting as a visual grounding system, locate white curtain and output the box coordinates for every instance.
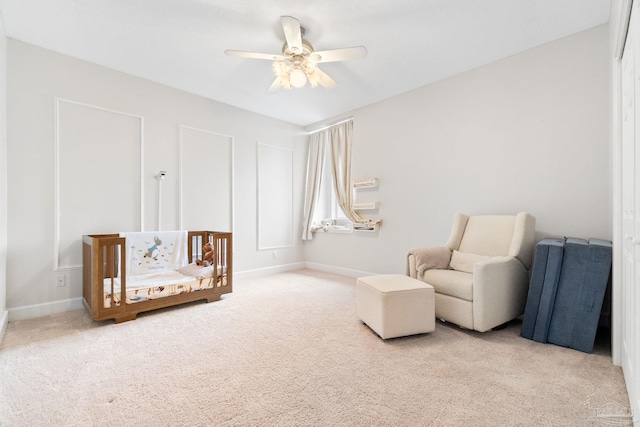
[302,119,369,240]
[301,131,327,240]
[328,120,364,224]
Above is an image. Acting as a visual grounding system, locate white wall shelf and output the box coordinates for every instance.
[352,202,378,210]
[353,178,381,230]
[353,222,379,232]
[352,178,378,189]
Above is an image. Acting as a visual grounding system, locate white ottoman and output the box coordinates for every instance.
[357,274,435,339]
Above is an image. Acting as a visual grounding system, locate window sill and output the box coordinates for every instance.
[323,225,354,234]
[312,223,354,235]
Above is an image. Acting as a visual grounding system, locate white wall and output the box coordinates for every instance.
[0,15,8,338]
[305,25,610,276]
[6,40,307,319]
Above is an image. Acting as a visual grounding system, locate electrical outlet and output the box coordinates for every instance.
[56,275,66,287]
[272,250,277,259]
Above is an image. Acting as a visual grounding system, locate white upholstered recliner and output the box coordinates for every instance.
[407,212,536,332]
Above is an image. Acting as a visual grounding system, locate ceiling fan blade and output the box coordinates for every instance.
[315,67,337,89]
[281,16,302,53]
[225,50,284,61]
[267,77,284,93]
[312,46,368,63]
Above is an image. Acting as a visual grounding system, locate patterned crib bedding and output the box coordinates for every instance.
[103,264,226,308]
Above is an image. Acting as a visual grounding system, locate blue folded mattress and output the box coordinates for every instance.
[520,238,565,342]
[521,237,612,353]
[547,238,612,353]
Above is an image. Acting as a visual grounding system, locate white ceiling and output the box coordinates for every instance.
[0,0,611,127]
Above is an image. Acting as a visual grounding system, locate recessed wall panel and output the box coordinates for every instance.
[56,99,142,269]
[257,143,293,250]
[180,126,233,231]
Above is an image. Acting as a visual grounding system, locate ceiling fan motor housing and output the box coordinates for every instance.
[282,38,314,58]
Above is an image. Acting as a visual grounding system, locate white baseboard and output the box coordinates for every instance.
[8,297,84,322]
[235,262,376,280]
[4,263,372,322]
[0,309,8,345]
[234,262,306,279]
[304,262,376,278]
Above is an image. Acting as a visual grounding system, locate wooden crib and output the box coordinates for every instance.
[83,230,232,323]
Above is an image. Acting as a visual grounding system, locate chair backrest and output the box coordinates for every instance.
[445,212,536,269]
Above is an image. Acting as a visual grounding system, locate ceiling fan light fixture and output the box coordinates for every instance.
[289,68,307,88]
[272,60,291,77]
[308,69,321,88]
[303,59,317,74]
[280,74,292,90]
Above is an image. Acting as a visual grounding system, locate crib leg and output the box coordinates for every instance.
[114,313,138,323]
[206,295,221,303]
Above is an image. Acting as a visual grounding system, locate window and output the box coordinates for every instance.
[312,150,352,233]
[301,119,361,240]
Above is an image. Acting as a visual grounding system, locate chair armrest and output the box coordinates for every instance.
[407,253,418,278]
[407,247,452,279]
[472,256,529,332]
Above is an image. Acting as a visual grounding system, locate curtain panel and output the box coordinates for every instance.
[301,131,327,240]
[328,121,364,224]
[301,120,364,240]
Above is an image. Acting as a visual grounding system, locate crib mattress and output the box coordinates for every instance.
[103,265,226,308]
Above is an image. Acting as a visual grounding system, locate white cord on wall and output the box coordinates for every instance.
[156,171,166,231]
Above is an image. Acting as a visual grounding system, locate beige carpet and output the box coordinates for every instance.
[0,269,632,426]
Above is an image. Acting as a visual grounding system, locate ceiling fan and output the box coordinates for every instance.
[225,16,367,93]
